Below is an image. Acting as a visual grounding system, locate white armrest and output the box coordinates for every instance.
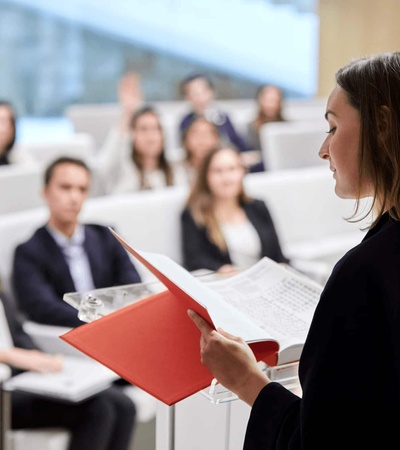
[284,231,364,262]
[0,363,11,382]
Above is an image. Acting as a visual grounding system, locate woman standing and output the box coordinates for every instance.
[189,52,400,449]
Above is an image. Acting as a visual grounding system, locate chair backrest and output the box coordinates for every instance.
[259,120,327,171]
[13,133,96,168]
[0,165,44,214]
[243,166,367,248]
[283,98,327,122]
[79,186,189,281]
[0,301,13,382]
[0,208,48,301]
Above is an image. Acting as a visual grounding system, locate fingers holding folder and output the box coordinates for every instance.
[187,309,269,406]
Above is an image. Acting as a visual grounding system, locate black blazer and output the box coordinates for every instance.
[12,224,141,327]
[181,199,289,272]
[244,212,400,449]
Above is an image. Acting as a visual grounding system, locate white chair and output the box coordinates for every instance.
[283,97,327,122]
[244,166,369,274]
[64,104,122,149]
[259,120,327,171]
[13,133,96,168]
[0,165,44,215]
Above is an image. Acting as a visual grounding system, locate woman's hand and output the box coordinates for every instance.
[188,309,269,406]
[0,348,64,373]
[118,72,143,131]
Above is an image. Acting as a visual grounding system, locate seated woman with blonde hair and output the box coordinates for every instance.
[180,146,289,273]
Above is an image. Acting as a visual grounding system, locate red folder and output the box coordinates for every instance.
[61,231,279,405]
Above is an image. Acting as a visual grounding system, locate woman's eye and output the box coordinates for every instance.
[326,127,336,134]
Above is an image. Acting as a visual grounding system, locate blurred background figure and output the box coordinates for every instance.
[244,85,286,173]
[0,101,16,165]
[12,157,142,328]
[180,115,221,183]
[180,146,289,274]
[97,105,187,194]
[0,101,34,166]
[179,73,249,153]
[247,85,286,151]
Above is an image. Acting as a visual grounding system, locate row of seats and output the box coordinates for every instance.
[64,97,327,155]
[0,119,329,217]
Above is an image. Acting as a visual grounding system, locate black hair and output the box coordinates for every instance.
[44,156,91,185]
[179,73,214,96]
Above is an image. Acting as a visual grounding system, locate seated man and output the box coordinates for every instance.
[179,73,249,153]
[12,156,141,327]
[0,292,136,450]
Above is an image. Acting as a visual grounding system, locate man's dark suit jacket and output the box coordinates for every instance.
[243,212,400,449]
[12,224,141,327]
[181,199,289,272]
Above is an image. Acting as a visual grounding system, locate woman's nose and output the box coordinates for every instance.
[318,136,330,160]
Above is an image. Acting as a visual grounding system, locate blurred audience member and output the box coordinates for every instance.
[0,101,16,165]
[181,146,289,273]
[179,73,249,153]
[180,115,221,183]
[0,101,34,165]
[247,85,286,152]
[0,293,136,450]
[12,157,141,328]
[97,105,187,194]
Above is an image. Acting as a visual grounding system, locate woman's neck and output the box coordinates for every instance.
[213,198,244,223]
[137,154,159,171]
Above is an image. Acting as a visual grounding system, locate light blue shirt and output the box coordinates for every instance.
[47,224,96,293]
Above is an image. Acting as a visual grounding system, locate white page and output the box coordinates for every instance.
[206,258,322,350]
[137,251,322,347]
[109,230,322,348]
[137,250,273,342]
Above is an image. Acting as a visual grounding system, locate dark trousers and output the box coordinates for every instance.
[11,385,136,450]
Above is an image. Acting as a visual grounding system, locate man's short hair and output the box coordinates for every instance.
[44,156,91,186]
[179,73,214,96]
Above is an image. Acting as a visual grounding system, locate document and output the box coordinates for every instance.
[61,229,323,405]
[3,356,119,403]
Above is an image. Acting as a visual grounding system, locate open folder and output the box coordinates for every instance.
[61,229,321,405]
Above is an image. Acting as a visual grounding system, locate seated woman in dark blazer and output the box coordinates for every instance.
[180,146,288,273]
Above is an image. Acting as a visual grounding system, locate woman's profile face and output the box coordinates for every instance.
[132,112,163,158]
[319,86,371,199]
[184,119,220,166]
[206,148,245,200]
[0,105,15,154]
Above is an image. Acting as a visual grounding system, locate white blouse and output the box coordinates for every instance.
[220,219,261,270]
